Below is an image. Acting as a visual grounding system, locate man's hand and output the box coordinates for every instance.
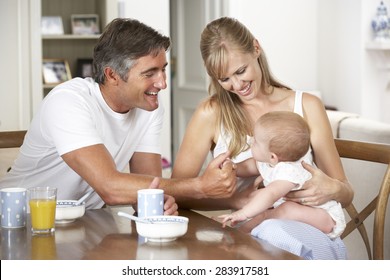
[199,152,237,199]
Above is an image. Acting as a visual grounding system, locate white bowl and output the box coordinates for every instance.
[55,200,85,224]
[136,216,189,242]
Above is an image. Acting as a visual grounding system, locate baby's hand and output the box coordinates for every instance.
[218,214,233,228]
[218,211,248,228]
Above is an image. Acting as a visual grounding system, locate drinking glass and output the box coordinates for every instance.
[28,187,57,235]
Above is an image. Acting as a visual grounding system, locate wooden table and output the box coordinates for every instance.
[0,207,300,260]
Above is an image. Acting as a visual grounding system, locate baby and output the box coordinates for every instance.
[220,111,346,239]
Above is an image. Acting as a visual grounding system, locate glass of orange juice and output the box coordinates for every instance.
[28,187,57,235]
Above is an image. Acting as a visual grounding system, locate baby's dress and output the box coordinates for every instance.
[256,152,346,239]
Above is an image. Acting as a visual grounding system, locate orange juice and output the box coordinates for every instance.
[29,199,56,231]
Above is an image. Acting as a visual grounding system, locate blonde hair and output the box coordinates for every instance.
[256,111,310,161]
[200,17,291,158]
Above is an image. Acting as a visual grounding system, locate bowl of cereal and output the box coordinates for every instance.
[55,200,85,224]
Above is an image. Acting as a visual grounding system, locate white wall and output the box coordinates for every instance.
[228,0,319,92]
[120,0,172,162]
[361,0,390,123]
[227,0,389,123]
[0,0,32,130]
[318,0,362,113]
[0,1,19,130]
[319,0,390,123]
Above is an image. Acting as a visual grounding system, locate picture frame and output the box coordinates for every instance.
[41,16,64,35]
[42,59,72,85]
[76,58,93,78]
[71,14,100,35]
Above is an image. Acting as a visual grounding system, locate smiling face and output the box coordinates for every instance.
[217,43,262,102]
[102,49,168,113]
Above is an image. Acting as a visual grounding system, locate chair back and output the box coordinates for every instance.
[0,130,27,175]
[0,130,27,148]
[335,138,390,260]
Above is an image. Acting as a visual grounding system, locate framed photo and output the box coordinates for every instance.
[76,58,93,78]
[41,16,64,35]
[71,14,100,35]
[42,59,72,85]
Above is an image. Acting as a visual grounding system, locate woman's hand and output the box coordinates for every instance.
[149,177,179,216]
[284,161,337,206]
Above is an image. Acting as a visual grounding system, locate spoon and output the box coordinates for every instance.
[75,190,94,206]
[117,211,152,224]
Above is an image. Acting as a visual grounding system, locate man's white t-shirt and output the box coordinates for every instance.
[0,78,164,209]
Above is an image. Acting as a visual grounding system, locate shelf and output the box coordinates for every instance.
[39,0,111,99]
[366,40,390,50]
[42,34,101,40]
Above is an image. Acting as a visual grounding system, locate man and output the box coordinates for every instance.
[0,18,236,212]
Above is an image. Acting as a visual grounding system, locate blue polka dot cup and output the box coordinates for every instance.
[137,189,164,218]
[0,188,27,228]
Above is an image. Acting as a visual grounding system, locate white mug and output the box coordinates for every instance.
[137,189,164,218]
[0,188,27,228]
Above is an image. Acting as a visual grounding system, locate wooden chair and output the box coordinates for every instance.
[335,138,390,260]
[0,130,27,148]
[0,130,27,174]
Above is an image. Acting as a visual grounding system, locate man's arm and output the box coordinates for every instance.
[62,144,237,206]
[129,151,162,177]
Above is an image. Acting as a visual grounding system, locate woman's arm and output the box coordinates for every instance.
[172,99,217,179]
[285,93,354,207]
[172,99,243,209]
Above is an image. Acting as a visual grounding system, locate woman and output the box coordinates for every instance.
[172,17,353,259]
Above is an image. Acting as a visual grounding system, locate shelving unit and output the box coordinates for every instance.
[40,0,115,95]
[42,36,99,95]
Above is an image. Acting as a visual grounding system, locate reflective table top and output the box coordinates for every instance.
[0,207,300,260]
